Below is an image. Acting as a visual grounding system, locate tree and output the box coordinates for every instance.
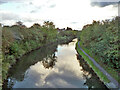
[15,21,26,28]
[16,21,23,26]
[31,23,41,28]
[43,21,55,29]
[66,27,72,30]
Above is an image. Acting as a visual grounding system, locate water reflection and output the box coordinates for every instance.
[76,54,108,89]
[4,43,58,88]
[42,53,57,69]
[4,39,107,89]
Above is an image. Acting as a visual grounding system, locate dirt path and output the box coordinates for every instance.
[78,42,120,88]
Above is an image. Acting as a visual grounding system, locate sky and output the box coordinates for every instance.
[0,0,119,30]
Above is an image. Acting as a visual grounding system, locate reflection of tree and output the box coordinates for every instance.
[42,53,57,69]
[59,38,73,45]
[76,54,92,74]
[83,74,109,89]
[4,43,58,88]
[76,54,108,89]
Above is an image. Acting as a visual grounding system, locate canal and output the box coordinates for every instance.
[3,39,107,89]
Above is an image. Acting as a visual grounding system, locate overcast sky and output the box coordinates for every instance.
[0,0,119,30]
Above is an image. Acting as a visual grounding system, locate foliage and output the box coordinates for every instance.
[79,16,120,70]
[76,42,110,83]
[2,21,78,82]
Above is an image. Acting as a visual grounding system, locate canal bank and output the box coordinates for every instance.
[76,41,120,89]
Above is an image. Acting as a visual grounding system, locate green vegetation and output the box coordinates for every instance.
[0,24,2,90]
[76,42,110,83]
[77,17,120,83]
[0,52,2,90]
[2,21,78,82]
[79,41,119,84]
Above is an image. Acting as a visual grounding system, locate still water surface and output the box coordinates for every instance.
[5,39,107,88]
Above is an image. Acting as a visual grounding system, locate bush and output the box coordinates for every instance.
[79,17,120,70]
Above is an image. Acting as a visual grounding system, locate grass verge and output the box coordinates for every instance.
[78,41,120,84]
[76,42,110,83]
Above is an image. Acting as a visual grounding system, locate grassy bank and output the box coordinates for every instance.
[77,41,119,84]
[76,42,110,83]
[77,17,119,84]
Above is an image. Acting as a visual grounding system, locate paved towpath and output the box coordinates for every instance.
[78,42,120,88]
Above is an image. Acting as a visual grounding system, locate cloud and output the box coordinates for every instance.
[0,1,5,4]
[90,0,119,7]
[30,10,37,13]
[0,11,21,26]
[49,4,56,8]
[0,0,118,30]
[0,11,43,26]
[0,11,20,21]
[22,17,41,22]
[29,6,42,13]
[29,2,33,5]
[0,0,29,3]
[71,22,78,24]
[91,2,118,7]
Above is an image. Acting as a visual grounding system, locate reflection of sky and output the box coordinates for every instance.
[13,39,88,88]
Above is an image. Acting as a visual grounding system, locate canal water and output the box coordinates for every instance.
[4,39,107,89]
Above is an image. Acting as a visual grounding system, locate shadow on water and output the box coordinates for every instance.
[76,54,108,89]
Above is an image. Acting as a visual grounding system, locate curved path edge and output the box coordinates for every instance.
[78,42,120,89]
